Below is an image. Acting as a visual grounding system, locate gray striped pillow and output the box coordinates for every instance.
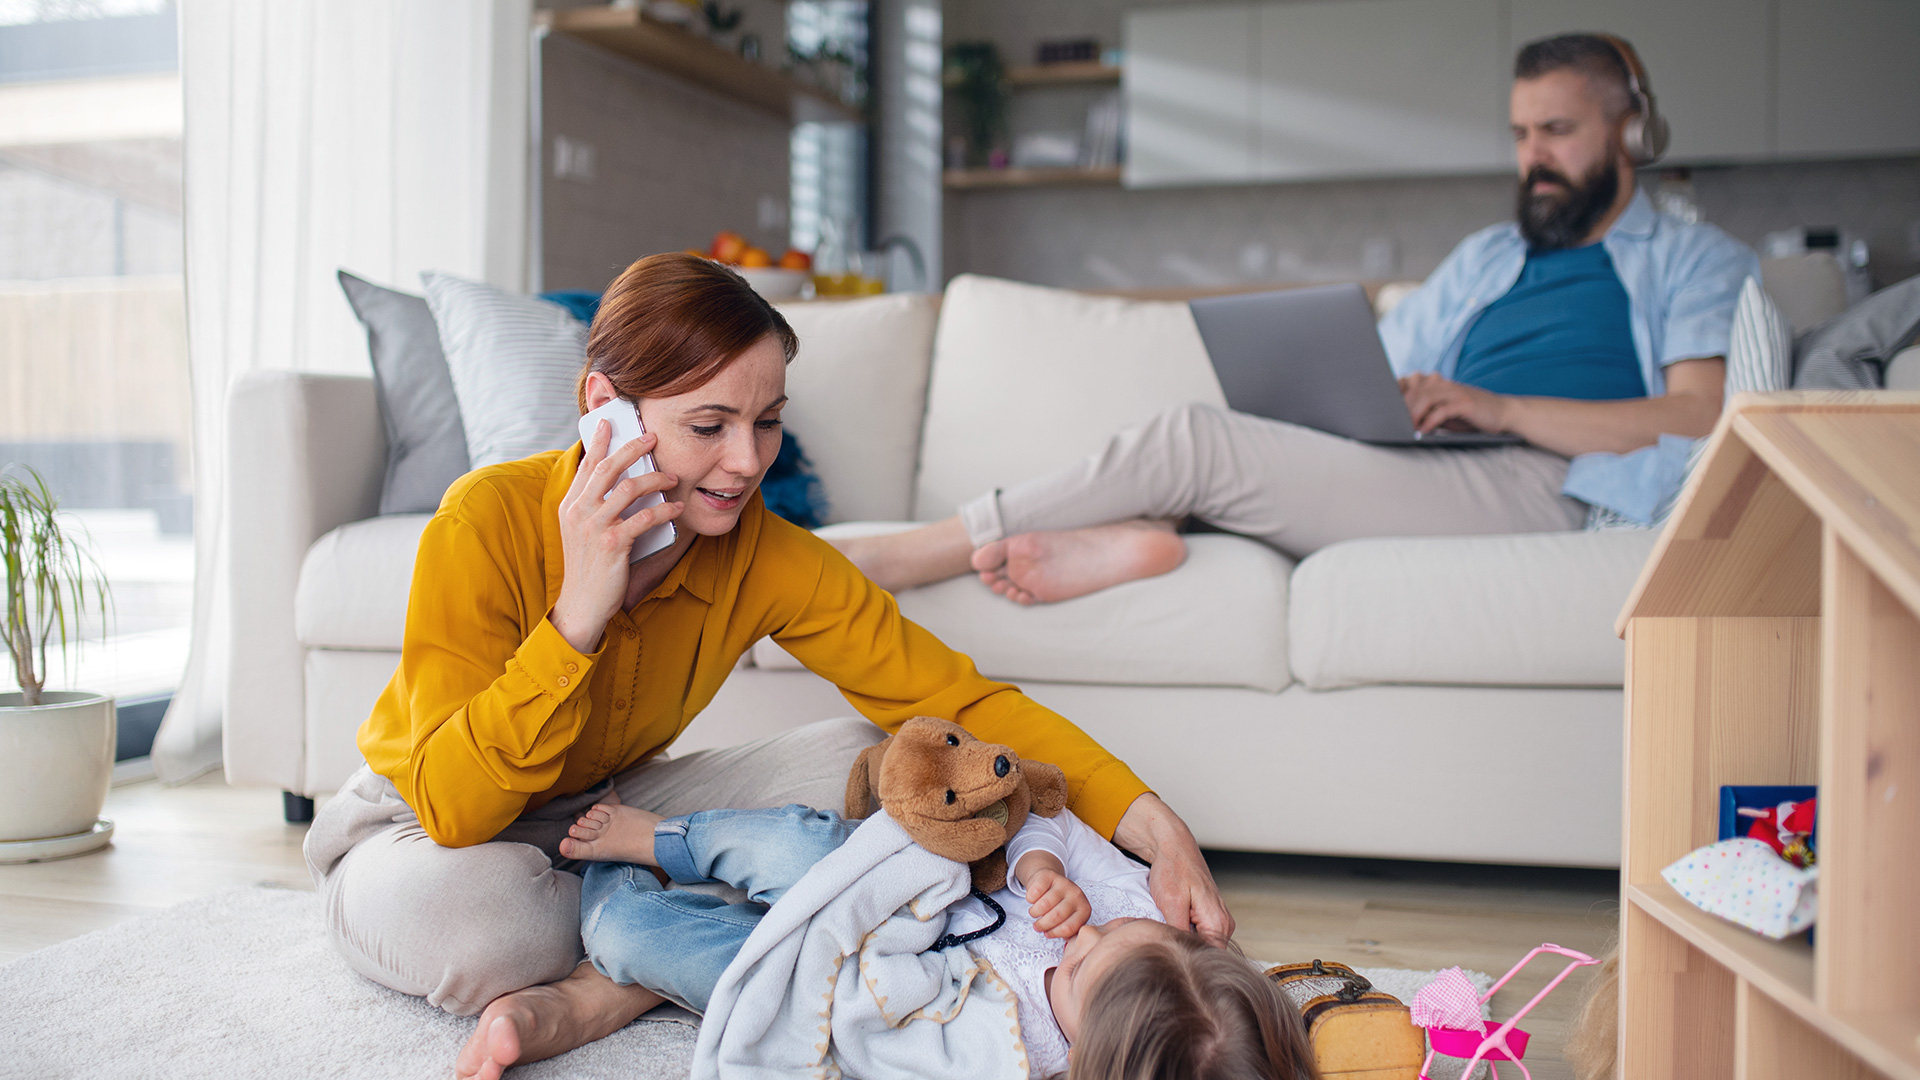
[1685,277,1790,480]
[421,271,587,468]
[1726,275,1792,397]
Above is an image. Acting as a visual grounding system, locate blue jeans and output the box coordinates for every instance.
[579,804,857,1012]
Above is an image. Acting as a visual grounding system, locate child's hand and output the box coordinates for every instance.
[1026,868,1091,939]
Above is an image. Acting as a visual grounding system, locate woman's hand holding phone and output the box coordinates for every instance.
[551,420,685,654]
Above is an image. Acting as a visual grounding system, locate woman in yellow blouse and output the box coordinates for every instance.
[302,254,1229,1078]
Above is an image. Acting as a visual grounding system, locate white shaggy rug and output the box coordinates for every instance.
[0,885,1493,1079]
[0,886,700,1080]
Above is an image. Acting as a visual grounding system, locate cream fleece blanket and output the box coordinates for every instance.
[693,809,1030,1080]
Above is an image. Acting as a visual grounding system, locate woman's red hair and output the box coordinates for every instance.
[576,252,798,410]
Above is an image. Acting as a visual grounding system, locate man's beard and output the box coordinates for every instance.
[1516,159,1621,251]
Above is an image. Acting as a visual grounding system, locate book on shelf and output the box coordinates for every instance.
[1081,90,1125,169]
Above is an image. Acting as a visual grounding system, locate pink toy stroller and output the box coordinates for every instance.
[1415,944,1598,1080]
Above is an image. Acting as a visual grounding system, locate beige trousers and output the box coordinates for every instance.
[303,716,885,1016]
[959,403,1587,558]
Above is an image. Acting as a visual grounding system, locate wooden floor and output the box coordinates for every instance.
[1215,851,1617,1080]
[0,774,1617,1079]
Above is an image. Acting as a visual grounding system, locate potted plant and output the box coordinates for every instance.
[0,464,116,863]
[944,42,1010,168]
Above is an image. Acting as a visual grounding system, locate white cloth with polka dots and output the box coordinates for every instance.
[1661,838,1819,939]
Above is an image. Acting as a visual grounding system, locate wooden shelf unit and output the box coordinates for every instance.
[1617,392,1920,1080]
[943,165,1122,189]
[542,6,861,124]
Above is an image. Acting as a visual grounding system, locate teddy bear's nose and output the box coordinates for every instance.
[994,755,1010,778]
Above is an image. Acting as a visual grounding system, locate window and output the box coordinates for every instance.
[787,1,869,255]
[0,1,189,741]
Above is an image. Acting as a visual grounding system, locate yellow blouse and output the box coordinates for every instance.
[358,445,1151,848]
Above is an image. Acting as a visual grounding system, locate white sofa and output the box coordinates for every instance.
[224,267,1845,867]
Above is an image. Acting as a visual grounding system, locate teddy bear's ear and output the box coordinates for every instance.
[844,737,890,819]
[1027,762,1069,817]
[876,723,943,808]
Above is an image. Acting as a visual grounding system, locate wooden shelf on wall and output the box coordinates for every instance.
[943,61,1122,90]
[542,6,862,125]
[943,165,1122,189]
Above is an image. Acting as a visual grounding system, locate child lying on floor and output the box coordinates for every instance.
[561,798,1319,1080]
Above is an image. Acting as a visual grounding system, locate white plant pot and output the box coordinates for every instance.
[0,690,116,853]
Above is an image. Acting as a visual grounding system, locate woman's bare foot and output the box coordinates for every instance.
[831,518,974,593]
[559,802,663,863]
[453,962,665,1080]
[970,520,1186,604]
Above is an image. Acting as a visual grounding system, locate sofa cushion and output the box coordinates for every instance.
[774,294,939,523]
[1885,344,1920,389]
[1288,529,1657,691]
[295,514,432,650]
[421,271,586,469]
[755,526,1293,692]
[1758,252,1848,336]
[338,270,471,516]
[913,275,1226,521]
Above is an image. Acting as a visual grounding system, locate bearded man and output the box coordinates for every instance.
[837,33,1761,603]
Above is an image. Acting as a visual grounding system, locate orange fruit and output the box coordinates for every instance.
[778,248,812,270]
[739,247,772,268]
[710,230,748,263]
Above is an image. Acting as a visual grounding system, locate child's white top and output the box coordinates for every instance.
[948,809,1163,1079]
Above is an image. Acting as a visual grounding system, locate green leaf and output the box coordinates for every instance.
[0,463,114,706]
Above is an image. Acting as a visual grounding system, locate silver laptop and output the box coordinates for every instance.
[1189,284,1522,448]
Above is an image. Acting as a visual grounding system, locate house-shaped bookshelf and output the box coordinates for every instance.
[1617,392,1920,1079]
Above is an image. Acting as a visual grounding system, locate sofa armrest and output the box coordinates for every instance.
[223,371,386,792]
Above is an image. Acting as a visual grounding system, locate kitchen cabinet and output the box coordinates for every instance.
[1254,0,1508,180]
[1124,3,1256,187]
[1509,0,1773,163]
[1125,0,1920,189]
[1775,0,1920,158]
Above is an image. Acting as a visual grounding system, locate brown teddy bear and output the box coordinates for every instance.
[845,716,1069,894]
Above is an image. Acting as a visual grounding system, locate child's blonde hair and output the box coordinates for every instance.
[1066,930,1321,1080]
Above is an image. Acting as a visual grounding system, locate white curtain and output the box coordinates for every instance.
[154,0,532,781]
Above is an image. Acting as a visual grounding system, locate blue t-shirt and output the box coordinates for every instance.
[1451,243,1645,401]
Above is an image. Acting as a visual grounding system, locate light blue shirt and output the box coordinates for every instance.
[1378,188,1760,524]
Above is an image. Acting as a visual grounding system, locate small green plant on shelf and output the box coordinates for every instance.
[944,41,1009,167]
[1,464,109,707]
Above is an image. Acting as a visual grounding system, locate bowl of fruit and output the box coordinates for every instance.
[697,231,813,300]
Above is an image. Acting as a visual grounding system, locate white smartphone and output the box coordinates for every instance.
[577,397,677,563]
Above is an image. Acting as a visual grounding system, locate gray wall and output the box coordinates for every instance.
[946,0,1212,65]
[540,31,794,293]
[943,0,1920,292]
[946,157,1920,291]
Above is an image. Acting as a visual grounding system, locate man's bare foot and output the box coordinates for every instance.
[831,518,974,593]
[559,803,663,863]
[973,520,1186,605]
[453,962,664,1080]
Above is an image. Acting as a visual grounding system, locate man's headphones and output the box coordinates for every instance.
[1596,33,1670,165]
